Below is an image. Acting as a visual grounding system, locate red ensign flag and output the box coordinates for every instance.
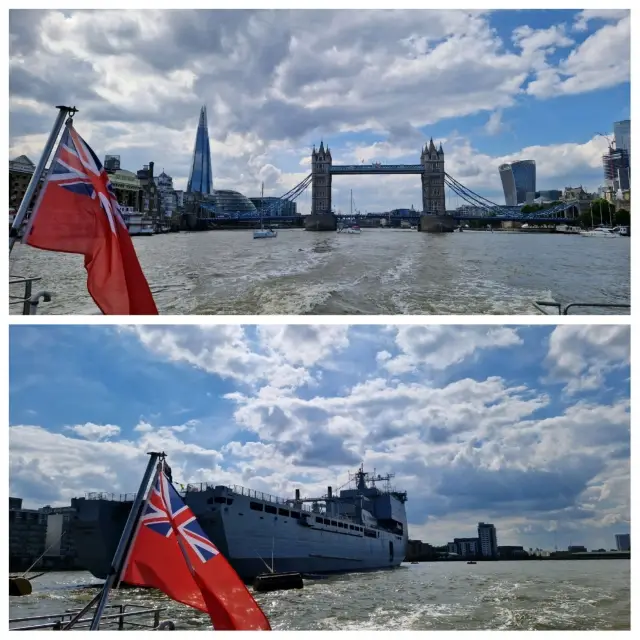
[121,466,271,631]
[22,124,158,315]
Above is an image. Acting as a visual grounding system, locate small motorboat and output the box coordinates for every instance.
[410,561,419,565]
[467,561,477,565]
[254,226,277,239]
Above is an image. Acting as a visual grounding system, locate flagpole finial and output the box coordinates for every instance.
[55,105,78,116]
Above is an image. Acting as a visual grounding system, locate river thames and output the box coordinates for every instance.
[9,561,630,630]
[9,229,630,315]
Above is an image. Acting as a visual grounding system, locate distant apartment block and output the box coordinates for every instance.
[447,537,480,557]
[478,522,498,557]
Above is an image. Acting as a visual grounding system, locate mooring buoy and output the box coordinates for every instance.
[9,577,33,597]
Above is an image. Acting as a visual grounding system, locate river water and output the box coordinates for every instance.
[9,561,630,630]
[9,229,630,315]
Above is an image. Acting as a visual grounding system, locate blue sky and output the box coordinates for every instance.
[9,9,630,213]
[9,324,630,551]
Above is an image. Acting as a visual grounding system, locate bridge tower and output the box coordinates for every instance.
[421,139,445,214]
[311,141,332,216]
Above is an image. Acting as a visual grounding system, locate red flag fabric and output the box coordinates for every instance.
[22,123,158,315]
[121,466,271,631]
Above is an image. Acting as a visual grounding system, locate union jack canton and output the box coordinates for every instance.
[48,126,125,234]
[140,469,220,564]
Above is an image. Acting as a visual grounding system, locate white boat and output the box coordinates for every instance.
[612,226,630,237]
[579,226,621,238]
[120,206,154,236]
[556,224,581,234]
[254,228,277,239]
[338,191,361,233]
[253,182,277,239]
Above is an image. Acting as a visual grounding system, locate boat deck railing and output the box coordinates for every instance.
[9,603,171,631]
[84,492,138,502]
[186,482,315,512]
[9,275,52,315]
[533,301,631,315]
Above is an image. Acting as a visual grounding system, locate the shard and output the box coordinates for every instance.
[187,106,213,194]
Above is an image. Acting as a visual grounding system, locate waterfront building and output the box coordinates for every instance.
[614,119,630,159]
[406,540,437,561]
[499,160,536,206]
[497,545,526,558]
[615,533,630,551]
[137,162,160,217]
[9,497,48,571]
[453,537,480,557]
[103,154,121,173]
[568,545,587,553]
[562,185,593,215]
[206,190,257,215]
[537,189,562,201]
[249,196,297,216]
[108,169,142,210]
[187,105,214,195]
[39,505,78,566]
[9,154,45,209]
[155,170,178,218]
[478,522,498,557]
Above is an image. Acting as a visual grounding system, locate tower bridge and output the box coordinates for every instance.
[308,139,445,230]
[190,140,579,229]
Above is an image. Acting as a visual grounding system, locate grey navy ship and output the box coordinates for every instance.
[71,466,409,581]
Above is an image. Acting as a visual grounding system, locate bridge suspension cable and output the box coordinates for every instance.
[444,173,503,213]
[258,174,312,216]
[444,172,578,219]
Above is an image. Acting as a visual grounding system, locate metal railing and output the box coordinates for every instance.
[84,492,137,502]
[185,482,315,512]
[9,603,169,631]
[533,301,631,315]
[9,275,52,315]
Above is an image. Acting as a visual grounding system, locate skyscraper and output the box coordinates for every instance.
[499,160,536,206]
[478,522,498,557]
[602,148,630,191]
[615,533,630,551]
[187,106,214,195]
[614,119,630,158]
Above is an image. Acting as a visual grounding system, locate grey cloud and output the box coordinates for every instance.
[435,456,605,514]
[294,431,361,468]
[9,10,46,55]
[10,62,100,105]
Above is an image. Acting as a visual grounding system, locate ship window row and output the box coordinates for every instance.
[209,497,234,505]
[249,501,301,519]
[314,516,365,532]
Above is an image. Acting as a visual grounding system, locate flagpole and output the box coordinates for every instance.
[9,105,77,254]
[89,451,162,630]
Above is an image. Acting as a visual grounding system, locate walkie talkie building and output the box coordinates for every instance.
[187,106,214,195]
[499,160,536,206]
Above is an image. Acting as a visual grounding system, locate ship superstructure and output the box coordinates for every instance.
[71,466,408,581]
